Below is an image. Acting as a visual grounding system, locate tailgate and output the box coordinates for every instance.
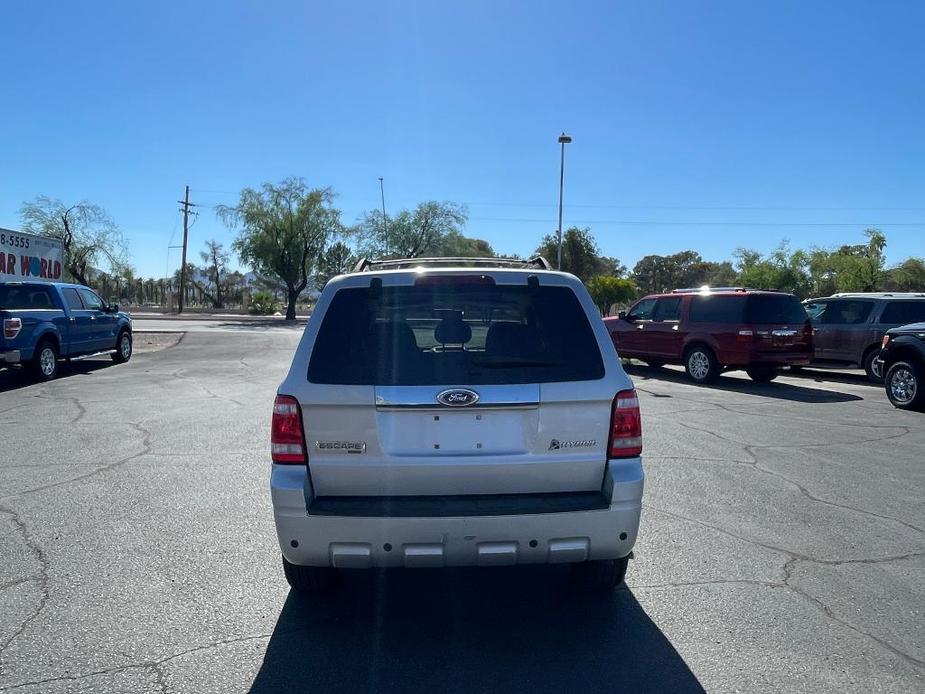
[297,276,618,499]
[304,384,612,496]
[745,295,812,357]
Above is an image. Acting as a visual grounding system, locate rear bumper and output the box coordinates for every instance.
[271,459,644,568]
[0,350,21,365]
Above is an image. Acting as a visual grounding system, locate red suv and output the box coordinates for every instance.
[604,288,813,383]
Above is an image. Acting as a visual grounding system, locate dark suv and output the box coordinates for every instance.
[604,288,812,383]
[877,322,925,411]
[802,293,925,382]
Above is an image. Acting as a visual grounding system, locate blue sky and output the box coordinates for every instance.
[2,1,923,278]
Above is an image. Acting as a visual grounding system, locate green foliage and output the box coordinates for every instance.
[249,290,280,315]
[535,227,625,281]
[586,276,637,316]
[20,196,128,286]
[217,178,342,320]
[198,239,231,308]
[734,243,813,296]
[631,251,730,294]
[355,201,476,259]
[883,257,925,291]
[315,241,357,288]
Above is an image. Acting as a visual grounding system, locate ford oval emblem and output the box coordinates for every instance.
[436,388,480,407]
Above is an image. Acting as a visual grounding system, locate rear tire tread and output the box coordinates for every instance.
[282,556,338,592]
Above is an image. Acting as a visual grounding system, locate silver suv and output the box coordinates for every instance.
[270,257,644,591]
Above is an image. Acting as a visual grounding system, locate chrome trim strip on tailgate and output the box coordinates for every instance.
[375,383,540,408]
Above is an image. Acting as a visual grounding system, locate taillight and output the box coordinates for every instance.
[609,389,642,458]
[271,395,306,464]
[3,318,22,340]
[736,329,755,343]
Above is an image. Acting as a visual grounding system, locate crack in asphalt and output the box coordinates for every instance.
[645,505,925,671]
[0,422,153,501]
[0,632,276,692]
[669,419,925,535]
[0,509,50,679]
[33,393,87,424]
[171,367,248,408]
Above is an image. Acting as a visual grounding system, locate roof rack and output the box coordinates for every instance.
[352,256,552,273]
[830,292,925,298]
[672,286,751,294]
[671,286,789,294]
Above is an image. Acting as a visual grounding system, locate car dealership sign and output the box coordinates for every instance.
[0,228,65,282]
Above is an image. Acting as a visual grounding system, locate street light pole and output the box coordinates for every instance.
[378,177,388,256]
[556,132,572,270]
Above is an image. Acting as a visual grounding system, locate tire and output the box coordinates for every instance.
[884,360,925,411]
[574,555,630,591]
[111,330,132,363]
[282,555,337,592]
[863,348,883,384]
[684,345,718,384]
[746,366,779,383]
[644,360,666,368]
[30,339,59,381]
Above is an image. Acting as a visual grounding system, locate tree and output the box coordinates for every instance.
[199,239,231,308]
[535,227,625,281]
[586,276,637,316]
[884,257,925,291]
[315,241,356,288]
[218,178,342,320]
[734,243,812,296]
[356,201,469,258]
[632,251,708,294]
[20,196,128,286]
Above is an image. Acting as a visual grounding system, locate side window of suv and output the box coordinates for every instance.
[818,300,874,325]
[653,297,682,321]
[626,298,657,321]
[689,295,746,323]
[880,301,925,325]
[803,301,828,320]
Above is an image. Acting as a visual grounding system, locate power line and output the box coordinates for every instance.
[468,217,925,227]
[464,201,925,212]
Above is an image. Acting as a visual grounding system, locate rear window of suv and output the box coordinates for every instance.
[880,301,925,325]
[308,282,605,385]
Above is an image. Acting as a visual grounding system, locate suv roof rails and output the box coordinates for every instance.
[352,256,552,272]
[830,292,925,298]
[672,286,752,294]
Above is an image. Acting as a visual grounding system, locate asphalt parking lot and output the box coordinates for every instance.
[1,321,923,693]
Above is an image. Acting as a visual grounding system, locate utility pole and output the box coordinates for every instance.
[177,186,198,314]
[378,177,388,256]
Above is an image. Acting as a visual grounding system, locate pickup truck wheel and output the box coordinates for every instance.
[282,555,337,592]
[31,340,59,381]
[884,360,925,411]
[684,346,718,384]
[111,330,132,363]
[863,348,883,383]
[574,556,630,591]
[746,366,779,383]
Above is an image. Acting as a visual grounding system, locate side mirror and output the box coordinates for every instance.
[618,310,629,321]
[108,303,119,313]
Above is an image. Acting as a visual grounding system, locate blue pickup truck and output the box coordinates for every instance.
[0,281,133,381]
